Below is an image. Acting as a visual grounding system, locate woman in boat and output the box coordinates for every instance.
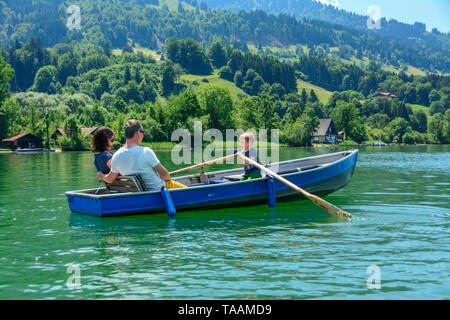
[97,120,187,190]
[92,127,115,175]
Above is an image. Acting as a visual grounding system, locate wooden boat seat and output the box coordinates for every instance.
[188,173,214,185]
[105,175,148,193]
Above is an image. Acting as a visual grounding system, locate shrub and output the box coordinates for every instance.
[219,66,234,81]
[57,134,88,151]
[403,132,415,145]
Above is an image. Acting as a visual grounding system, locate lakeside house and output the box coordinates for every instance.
[1,132,44,150]
[50,128,66,141]
[51,127,98,140]
[312,119,342,144]
[372,92,398,99]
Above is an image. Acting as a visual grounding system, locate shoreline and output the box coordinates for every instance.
[0,144,447,153]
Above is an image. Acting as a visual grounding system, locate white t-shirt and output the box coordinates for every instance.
[111,146,165,191]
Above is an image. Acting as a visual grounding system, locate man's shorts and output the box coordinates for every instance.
[165,180,188,189]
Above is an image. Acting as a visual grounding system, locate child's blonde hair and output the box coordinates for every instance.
[239,131,255,144]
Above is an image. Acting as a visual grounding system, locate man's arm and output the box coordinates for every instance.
[96,171,119,184]
[154,163,171,181]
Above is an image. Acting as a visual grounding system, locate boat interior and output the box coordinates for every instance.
[78,151,354,195]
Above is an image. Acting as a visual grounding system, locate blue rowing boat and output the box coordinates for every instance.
[65,149,358,217]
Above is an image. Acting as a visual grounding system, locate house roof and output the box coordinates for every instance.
[374,92,398,98]
[53,128,65,135]
[81,127,98,136]
[2,132,42,142]
[314,119,336,137]
[54,127,98,136]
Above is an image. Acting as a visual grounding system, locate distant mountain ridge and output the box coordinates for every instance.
[203,0,445,36]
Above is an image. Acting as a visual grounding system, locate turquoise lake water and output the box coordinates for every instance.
[0,145,448,299]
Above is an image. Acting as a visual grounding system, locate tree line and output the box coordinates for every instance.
[0,38,449,150]
[295,55,450,110]
[0,0,448,73]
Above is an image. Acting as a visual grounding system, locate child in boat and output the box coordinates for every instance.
[239,132,262,180]
[92,127,115,175]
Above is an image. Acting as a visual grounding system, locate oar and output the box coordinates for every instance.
[236,153,353,220]
[169,153,238,176]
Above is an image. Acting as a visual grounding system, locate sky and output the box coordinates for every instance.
[334,0,450,33]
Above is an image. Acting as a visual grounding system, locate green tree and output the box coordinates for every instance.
[219,66,234,81]
[268,83,286,100]
[112,96,128,114]
[234,70,243,87]
[235,97,259,130]
[428,113,445,143]
[109,113,127,144]
[254,92,278,130]
[57,52,78,86]
[300,88,308,105]
[32,66,57,93]
[443,110,450,144]
[161,61,176,96]
[348,119,366,143]
[283,94,304,123]
[165,90,202,131]
[282,107,319,146]
[117,80,142,104]
[308,89,319,103]
[366,113,390,129]
[0,56,14,139]
[411,110,428,133]
[196,84,234,132]
[430,101,445,115]
[77,54,109,74]
[208,41,228,68]
[140,78,158,103]
[386,117,412,143]
[142,117,168,142]
[59,115,86,151]
[165,37,212,75]
[330,101,360,139]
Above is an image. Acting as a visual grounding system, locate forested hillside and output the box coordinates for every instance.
[0,0,449,73]
[0,0,449,149]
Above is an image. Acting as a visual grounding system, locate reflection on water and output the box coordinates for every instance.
[0,146,449,299]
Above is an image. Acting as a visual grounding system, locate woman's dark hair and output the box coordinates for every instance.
[91,127,115,153]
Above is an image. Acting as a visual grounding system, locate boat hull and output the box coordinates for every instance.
[66,150,358,217]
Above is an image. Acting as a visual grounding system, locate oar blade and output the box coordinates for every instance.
[309,195,353,220]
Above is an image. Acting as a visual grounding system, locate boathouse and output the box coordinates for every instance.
[1,132,44,150]
[312,119,339,144]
